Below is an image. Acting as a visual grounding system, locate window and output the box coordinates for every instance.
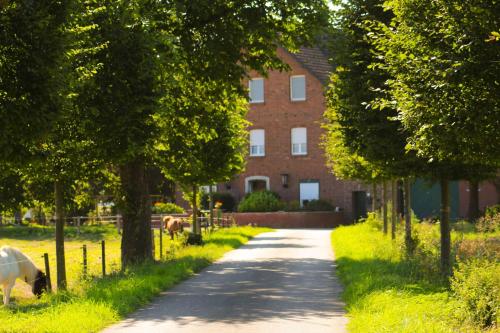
[249,78,264,103]
[249,129,265,156]
[200,185,217,193]
[290,75,306,101]
[299,181,319,207]
[291,127,307,155]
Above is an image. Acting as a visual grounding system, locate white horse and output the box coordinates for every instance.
[0,246,47,305]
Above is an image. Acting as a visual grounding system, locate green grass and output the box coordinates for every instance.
[0,225,271,333]
[331,223,465,333]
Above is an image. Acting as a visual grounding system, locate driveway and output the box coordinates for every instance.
[103,229,348,333]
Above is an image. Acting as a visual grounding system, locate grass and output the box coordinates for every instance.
[0,225,271,333]
[331,222,478,333]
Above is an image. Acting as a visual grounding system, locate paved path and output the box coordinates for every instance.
[103,229,348,333]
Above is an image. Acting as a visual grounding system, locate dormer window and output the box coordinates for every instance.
[290,75,306,101]
[249,78,264,103]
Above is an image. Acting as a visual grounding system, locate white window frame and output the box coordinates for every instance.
[291,127,307,155]
[249,129,265,157]
[249,78,264,104]
[200,185,217,193]
[290,75,306,101]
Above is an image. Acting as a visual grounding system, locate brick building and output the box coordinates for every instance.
[212,47,369,221]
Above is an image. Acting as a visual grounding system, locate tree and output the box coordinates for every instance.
[76,0,329,266]
[156,78,248,239]
[373,0,499,275]
[323,0,421,246]
[0,0,71,164]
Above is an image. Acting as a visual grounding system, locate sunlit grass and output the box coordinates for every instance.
[0,225,271,333]
[331,223,465,333]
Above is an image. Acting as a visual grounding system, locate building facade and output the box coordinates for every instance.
[215,47,369,221]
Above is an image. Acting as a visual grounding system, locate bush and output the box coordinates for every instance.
[237,191,284,212]
[200,192,236,211]
[485,204,500,218]
[151,202,184,214]
[451,259,500,328]
[456,238,500,262]
[303,199,334,211]
[284,200,301,212]
[476,212,500,233]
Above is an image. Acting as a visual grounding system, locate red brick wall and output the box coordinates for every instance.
[229,211,348,228]
[220,47,368,220]
[458,180,500,218]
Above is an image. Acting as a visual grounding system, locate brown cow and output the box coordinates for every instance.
[162,216,184,240]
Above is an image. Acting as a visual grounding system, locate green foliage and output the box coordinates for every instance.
[451,260,500,329]
[151,202,184,214]
[322,0,423,182]
[237,191,284,212]
[157,79,249,189]
[303,199,335,211]
[201,192,236,212]
[283,200,301,212]
[0,0,72,164]
[485,205,500,218]
[374,0,500,168]
[476,212,500,233]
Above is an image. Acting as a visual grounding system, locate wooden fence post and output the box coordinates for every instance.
[101,240,106,277]
[43,253,52,293]
[151,229,155,260]
[82,244,87,279]
[159,224,163,260]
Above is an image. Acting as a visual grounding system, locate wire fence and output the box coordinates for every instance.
[0,213,236,297]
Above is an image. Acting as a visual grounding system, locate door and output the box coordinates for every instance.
[352,191,367,222]
[300,182,319,207]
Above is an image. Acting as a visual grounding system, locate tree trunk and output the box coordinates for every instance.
[391,179,397,240]
[54,180,67,290]
[382,181,388,235]
[440,179,451,277]
[468,180,480,221]
[119,157,152,268]
[403,178,413,254]
[372,183,377,212]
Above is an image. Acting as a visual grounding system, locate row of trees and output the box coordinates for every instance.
[0,0,330,288]
[323,0,499,276]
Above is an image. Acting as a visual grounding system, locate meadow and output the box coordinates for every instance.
[0,224,271,333]
[331,216,499,333]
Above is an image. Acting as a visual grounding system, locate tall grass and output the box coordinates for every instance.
[332,222,462,333]
[0,226,271,333]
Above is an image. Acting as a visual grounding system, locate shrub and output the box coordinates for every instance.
[303,199,334,211]
[200,192,236,211]
[456,238,500,262]
[237,191,284,212]
[485,204,500,218]
[451,259,500,328]
[476,212,500,233]
[151,202,184,214]
[284,200,301,212]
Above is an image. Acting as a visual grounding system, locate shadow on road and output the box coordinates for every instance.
[121,257,345,326]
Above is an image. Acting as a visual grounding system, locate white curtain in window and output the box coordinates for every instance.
[250,129,265,156]
[249,78,264,103]
[290,75,306,101]
[291,127,307,155]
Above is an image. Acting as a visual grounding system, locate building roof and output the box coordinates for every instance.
[287,46,332,85]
